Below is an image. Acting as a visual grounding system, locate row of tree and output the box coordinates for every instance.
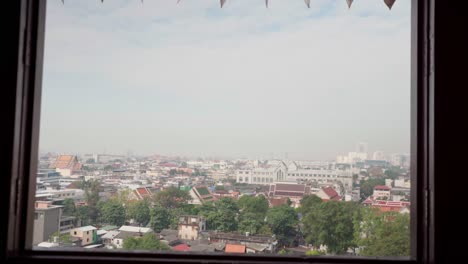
[62,182,409,256]
[299,195,410,256]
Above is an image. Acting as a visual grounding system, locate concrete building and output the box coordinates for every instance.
[70,226,97,246]
[373,185,392,199]
[178,215,206,240]
[236,160,353,192]
[33,201,63,245]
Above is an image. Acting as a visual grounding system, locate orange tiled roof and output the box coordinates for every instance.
[49,155,81,170]
[225,244,246,253]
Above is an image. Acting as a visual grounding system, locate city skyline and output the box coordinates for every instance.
[40,0,411,160]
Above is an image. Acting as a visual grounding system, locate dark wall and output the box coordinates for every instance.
[433,0,468,262]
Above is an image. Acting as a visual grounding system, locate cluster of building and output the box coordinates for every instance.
[33,144,411,252]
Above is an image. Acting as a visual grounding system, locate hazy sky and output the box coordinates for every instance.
[40,0,411,160]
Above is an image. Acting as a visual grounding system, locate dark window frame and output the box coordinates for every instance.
[1,0,441,263]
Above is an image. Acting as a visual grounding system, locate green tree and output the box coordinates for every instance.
[113,188,132,206]
[305,249,324,256]
[359,178,385,200]
[86,158,95,164]
[84,180,101,224]
[199,198,239,232]
[154,187,191,209]
[237,195,269,235]
[100,200,126,226]
[149,206,171,232]
[354,208,410,256]
[298,195,323,216]
[266,205,298,247]
[215,185,225,191]
[237,195,269,216]
[49,231,72,244]
[62,198,76,216]
[127,200,151,226]
[75,205,90,226]
[302,201,359,254]
[103,165,114,171]
[123,233,169,251]
[238,212,265,235]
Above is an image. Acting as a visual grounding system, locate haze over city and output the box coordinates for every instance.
[40,0,410,160]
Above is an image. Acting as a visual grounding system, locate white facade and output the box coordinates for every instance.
[373,188,391,198]
[394,179,411,188]
[236,161,353,192]
[236,161,287,185]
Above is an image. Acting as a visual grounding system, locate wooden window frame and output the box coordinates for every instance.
[2,0,448,263]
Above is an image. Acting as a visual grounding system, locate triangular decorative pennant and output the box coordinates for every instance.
[304,0,311,8]
[220,0,227,8]
[61,0,64,4]
[265,0,269,8]
[346,0,353,9]
[177,0,181,4]
[383,0,396,10]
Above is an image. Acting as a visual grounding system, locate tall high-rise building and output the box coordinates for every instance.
[356,142,368,154]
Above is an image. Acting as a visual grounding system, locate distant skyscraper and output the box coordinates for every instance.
[356,142,368,154]
[372,151,385,161]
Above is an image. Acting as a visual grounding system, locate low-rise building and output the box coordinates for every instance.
[70,226,97,246]
[373,185,392,199]
[178,215,206,240]
[207,232,277,253]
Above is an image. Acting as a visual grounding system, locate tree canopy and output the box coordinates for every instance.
[266,205,298,247]
[149,205,171,232]
[62,198,76,216]
[354,208,410,256]
[127,199,151,226]
[154,187,191,209]
[100,199,126,226]
[122,233,169,251]
[301,201,360,254]
[198,197,239,232]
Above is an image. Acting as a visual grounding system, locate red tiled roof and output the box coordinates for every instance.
[225,244,246,253]
[374,185,391,190]
[274,191,306,197]
[275,183,306,192]
[322,187,339,199]
[50,155,81,170]
[136,187,150,196]
[269,197,288,207]
[172,244,191,251]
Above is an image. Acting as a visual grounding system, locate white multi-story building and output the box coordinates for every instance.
[236,160,353,192]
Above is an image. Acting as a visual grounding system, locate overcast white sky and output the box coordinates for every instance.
[39,0,411,160]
